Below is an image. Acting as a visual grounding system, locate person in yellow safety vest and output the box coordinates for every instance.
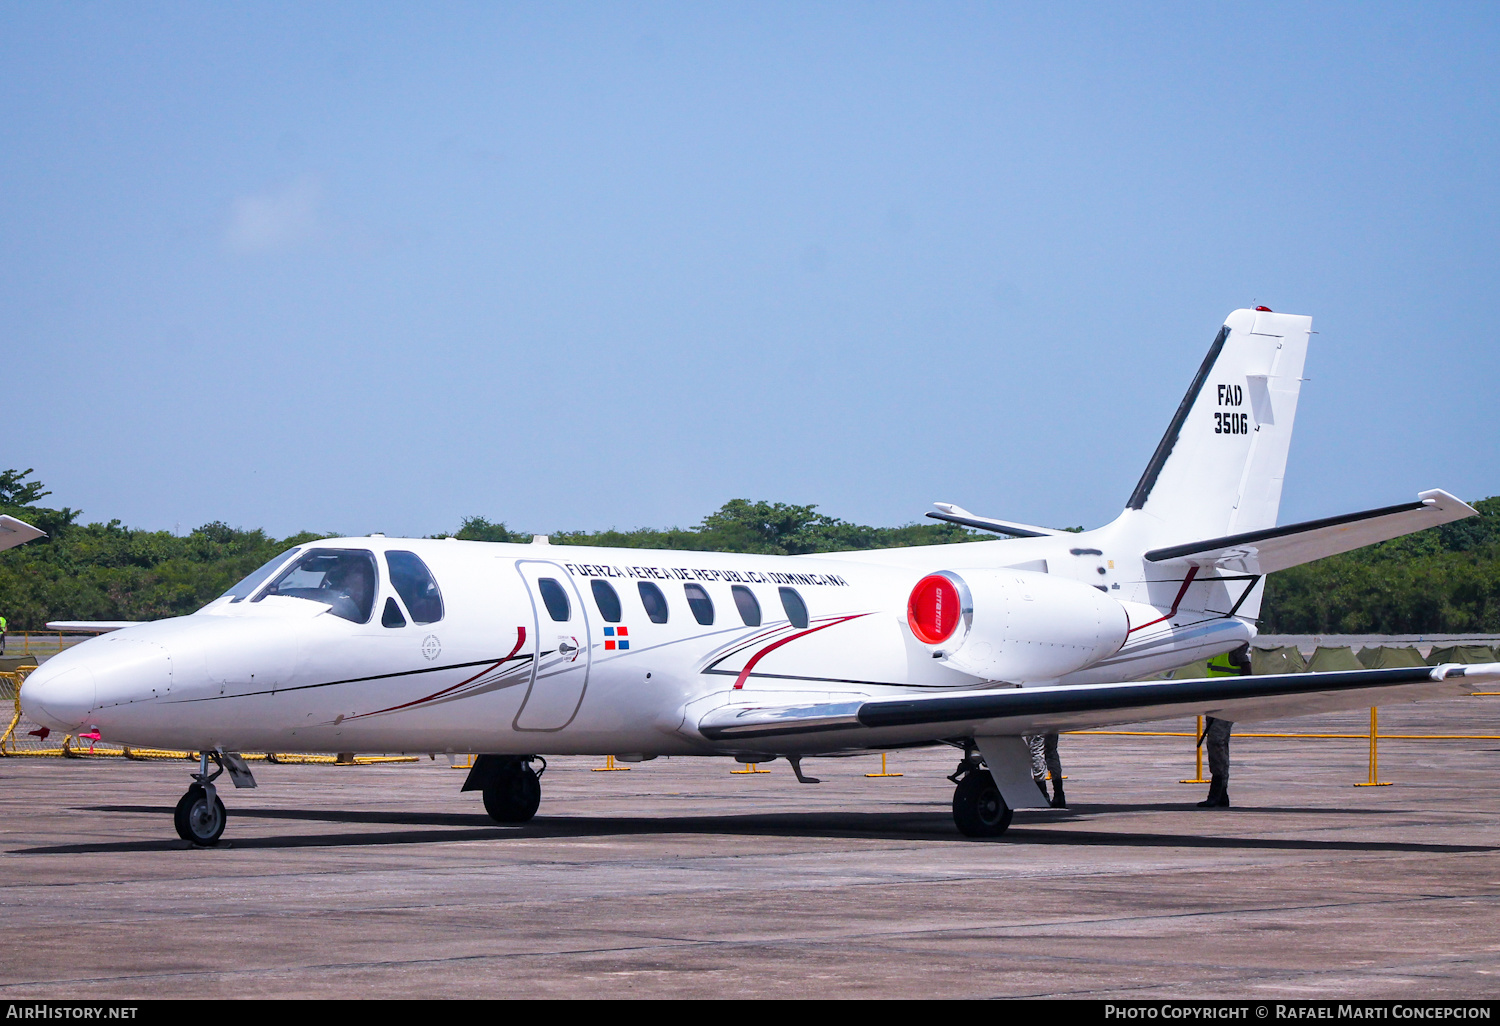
[0,614,6,655]
[1198,643,1251,808]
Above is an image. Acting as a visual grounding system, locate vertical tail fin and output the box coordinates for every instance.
[1126,309,1311,543]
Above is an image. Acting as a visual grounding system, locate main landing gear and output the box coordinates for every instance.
[949,747,1013,839]
[175,750,228,846]
[462,754,545,824]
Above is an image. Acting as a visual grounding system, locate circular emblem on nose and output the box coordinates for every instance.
[421,635,441,661]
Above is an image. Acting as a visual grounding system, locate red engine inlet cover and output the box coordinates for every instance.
[908,574,961,644]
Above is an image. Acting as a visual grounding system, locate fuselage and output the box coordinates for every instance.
[20,516,1254,759]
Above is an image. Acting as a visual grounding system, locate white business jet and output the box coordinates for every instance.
[21,308,1500,845]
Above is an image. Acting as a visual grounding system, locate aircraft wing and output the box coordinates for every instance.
[697,663,1500,744]
[0,515,45,552]
[1143,489,1476,574]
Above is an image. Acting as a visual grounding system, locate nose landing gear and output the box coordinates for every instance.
[175,751,228,846]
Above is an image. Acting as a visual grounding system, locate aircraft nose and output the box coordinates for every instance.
[19,660,98,732]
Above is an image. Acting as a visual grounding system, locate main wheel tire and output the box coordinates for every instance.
[173,784,227,846]
[482,763,541,823]
[952,769,1013,838]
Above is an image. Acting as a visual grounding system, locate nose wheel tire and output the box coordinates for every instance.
[952,769,1013,838]
[174,784,227,846]
[482,763,541,824]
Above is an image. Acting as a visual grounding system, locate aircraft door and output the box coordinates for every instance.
[512,560,592,731]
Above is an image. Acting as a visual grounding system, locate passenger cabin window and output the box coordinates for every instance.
[537,578,571,621]
[684,583,714,625]
[381,597,407,628]
[591,580,622,623]
[256,549,378,624]
[731,585,761,627]
[779,587,809,629]
[386,551,444,624]
[638,581,669,624]
[222,547,301,603]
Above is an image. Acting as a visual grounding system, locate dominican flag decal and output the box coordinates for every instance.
[603,626,630,651]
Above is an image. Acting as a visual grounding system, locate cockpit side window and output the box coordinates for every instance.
[386,550,444,625]
[255,548,378,623]
[222,547,302,603]
[381,597,407,628]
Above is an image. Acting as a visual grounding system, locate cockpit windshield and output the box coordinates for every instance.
[254,548,378,623]
[221,547,302,603]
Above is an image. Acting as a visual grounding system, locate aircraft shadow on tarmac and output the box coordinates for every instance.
[12,803,1490,856]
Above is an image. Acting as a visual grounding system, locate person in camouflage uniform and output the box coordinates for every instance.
[1199,643,1251,808]
[1026,732,1065,808]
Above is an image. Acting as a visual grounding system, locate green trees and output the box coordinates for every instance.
[0,475,987,628]
[0,516,326,629]
[549,498,981,554]
[2,467,1496,633]
[0,471,327,629]
[0,467,82,540]
[1260,497,1500,633]
[0,468,51,507]
[451,516,531,544]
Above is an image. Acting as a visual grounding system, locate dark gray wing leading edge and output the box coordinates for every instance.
[697,664,1499,744]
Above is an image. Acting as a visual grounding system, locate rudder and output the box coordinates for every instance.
[1126,308,1311,543]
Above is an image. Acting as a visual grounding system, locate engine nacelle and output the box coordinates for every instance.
[907,569,1129,682]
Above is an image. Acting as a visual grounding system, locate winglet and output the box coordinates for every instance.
[1417,488,1476,513]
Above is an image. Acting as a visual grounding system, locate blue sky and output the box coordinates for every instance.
[3,2,1496,538]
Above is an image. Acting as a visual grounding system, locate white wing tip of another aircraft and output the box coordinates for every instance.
[0,514,46,552]
[929,503,1064,539]
[45,621,147,634]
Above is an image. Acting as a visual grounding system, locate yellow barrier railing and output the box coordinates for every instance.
[1072,704,1500,787]
[1179,715,1211,784]
[865,752,902,778]
[6,740,417,765]
[5,631,87,660]
[0,668,37,754]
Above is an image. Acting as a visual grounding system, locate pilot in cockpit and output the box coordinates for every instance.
[323,558,375,622]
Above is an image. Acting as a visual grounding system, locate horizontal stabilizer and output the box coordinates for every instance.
[926,502,1065,538]
[45,621,145,634]
[698,663,1499,744]
[1143,489,1477,574]
[0,515,45,553]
